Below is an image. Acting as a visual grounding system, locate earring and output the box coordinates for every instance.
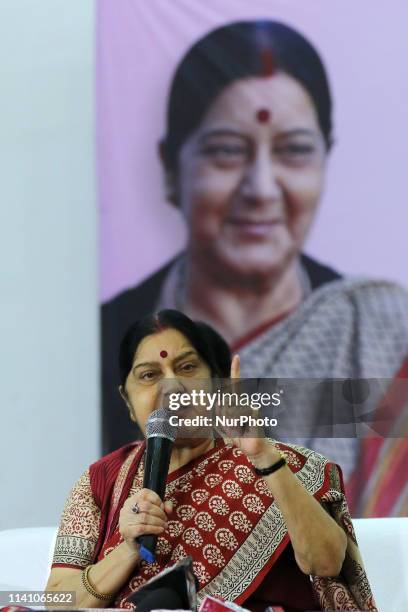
[129,409,137,423]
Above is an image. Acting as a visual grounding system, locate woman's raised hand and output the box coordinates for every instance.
[224,355,281,468]
[119,489,173,554]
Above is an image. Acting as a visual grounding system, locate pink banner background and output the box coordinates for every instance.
[98,0,408,302]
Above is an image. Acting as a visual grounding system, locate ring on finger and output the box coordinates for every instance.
[131,502,140,514]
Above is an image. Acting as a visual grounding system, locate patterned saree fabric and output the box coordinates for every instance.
[52,440,377,610]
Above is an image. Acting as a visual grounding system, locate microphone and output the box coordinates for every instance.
[138,407,177,563]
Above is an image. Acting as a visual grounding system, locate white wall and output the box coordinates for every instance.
[0,0,98,529]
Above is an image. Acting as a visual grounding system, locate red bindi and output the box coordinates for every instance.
[256,108,271,123]
[160,350,168,358]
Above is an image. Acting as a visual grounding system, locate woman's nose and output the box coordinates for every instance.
[159,377,187,407]
[241,148,282,204]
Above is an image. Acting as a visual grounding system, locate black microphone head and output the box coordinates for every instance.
[146,408,177,442]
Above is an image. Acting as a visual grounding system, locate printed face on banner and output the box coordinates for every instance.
[175,73,326,281]
[99,11,408,521]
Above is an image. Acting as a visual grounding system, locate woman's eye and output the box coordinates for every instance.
[274,143,316,161]
[200,143,249,165]
[179,362,198,374]
[139,371,159,382]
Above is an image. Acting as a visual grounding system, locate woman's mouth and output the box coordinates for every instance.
[224,218,283,238]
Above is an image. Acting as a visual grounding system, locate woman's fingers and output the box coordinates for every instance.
[127,510,168,528]
[130,488,162,506]
[119,488,172,547]
[230,354,240,379]
[213,354,243,444]
[227,354,264,450]
[122,522,166,540]
[126,498,168,522]
[163,500,173,514]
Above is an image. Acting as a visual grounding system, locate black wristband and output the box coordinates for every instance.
[253,457,286,476]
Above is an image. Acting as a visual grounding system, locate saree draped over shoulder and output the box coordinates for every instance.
[51,441,377,611]
[234,277,408,517]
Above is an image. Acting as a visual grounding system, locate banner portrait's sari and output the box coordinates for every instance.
[102,254,408,517]
[52,440,377,611]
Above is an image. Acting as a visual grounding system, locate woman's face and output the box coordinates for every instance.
[123,328,212,441]
[175,72,327,282]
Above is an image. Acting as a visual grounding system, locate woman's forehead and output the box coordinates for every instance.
[200,72,319,132]
[134,328,194,361]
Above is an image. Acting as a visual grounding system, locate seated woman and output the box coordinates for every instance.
[47,310,376,611]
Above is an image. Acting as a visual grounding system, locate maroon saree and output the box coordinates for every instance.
[50,440,377,610]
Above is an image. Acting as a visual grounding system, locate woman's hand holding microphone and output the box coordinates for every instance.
[119,488,173,556]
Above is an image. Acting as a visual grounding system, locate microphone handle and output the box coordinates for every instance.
[138,436,173,563]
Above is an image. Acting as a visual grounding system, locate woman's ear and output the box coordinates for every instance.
[118,385,137,423]
[118,384,129,406]
[158,140,178,206]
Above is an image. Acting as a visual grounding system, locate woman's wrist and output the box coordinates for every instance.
[118,540,141,564]
[248,440,282,470]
